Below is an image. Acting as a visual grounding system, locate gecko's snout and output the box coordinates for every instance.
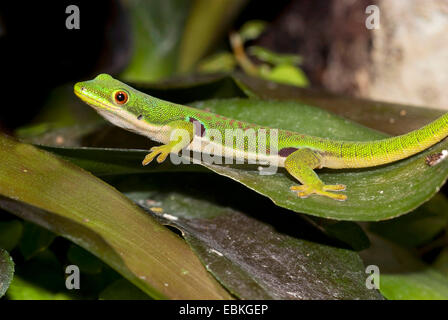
[74,82,86,96]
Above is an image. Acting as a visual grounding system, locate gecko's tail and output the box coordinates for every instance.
[325,112,448,169]
[375,112,448,163]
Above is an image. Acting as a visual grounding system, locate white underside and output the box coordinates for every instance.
[95,107,285,167]
[186,137,285,167]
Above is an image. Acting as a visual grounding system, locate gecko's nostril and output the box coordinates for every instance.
[81,87,85,91]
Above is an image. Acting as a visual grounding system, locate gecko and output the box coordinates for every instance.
[74,74,448,201]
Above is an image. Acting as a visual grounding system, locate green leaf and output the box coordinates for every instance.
[238,21,267,42]
[0,220,23,252]
[110,174,382,300]
[120,0,191,82]
[19,222,56,260]
[0,248,14,298]
[6,275,72,300]
[380,270,448,299]
[361,235,448,299]
[0,133,231,299]
[99,278,151,300]
[259,63,309,87]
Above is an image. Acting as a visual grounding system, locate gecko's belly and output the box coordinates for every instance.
[186,138,286,167]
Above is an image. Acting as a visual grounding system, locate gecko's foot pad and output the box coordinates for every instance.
[290,184,347,201]
[142,145,172,165]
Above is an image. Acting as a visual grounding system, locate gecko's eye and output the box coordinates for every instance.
[114,91,128,104]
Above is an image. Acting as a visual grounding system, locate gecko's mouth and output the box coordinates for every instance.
[74,82,118,113]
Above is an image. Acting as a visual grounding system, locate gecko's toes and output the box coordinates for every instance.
[156,152,169,163]
[323,184,346,191]
[290,185,313,198]
[142,153,157,165]
[143,145,172,165]
[327,193,347,201]
[290,184,347,201]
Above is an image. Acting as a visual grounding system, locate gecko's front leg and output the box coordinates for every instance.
[142,120,194,165]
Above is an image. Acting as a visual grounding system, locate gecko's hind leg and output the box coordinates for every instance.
[285,148,347,201]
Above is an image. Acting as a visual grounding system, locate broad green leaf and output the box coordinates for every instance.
[19,222,56,260]
[0,220,23,252]
[361,235,448,299]
[0,248,14,298]
[120,0,191,82]
[0,133,231,299]
[109,174,382,300]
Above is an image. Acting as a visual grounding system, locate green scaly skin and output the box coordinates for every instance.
[74,74,448,201]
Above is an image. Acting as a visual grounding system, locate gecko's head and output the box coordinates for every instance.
[74,74,178,134]
[74,74,138,114]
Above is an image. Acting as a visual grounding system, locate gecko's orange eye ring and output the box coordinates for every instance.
[114,91,128,104]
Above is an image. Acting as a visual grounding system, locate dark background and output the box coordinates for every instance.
[0,0,296,130]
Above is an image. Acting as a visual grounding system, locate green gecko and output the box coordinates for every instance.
[74,74,448,201]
